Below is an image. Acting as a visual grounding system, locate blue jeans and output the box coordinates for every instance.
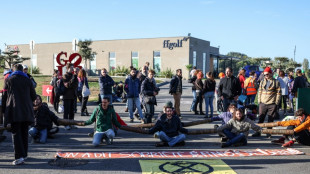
[28,127,47,143]
[128,97,144,120]
[158,131,186,147]
[190,90,197,111]
[223,129,247,146]
[223,98,237,112]
[93,129,115,146]
[246,94,256,105]
[100,94,113,105]
[204,91,215,117]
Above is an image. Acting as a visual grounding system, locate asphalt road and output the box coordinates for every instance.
[0,80,309,174]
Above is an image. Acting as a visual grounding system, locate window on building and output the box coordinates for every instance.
[53,54,57,70]
[90,55,96,75]
[203,53,206,76]
[131,51,139,69]
[153,51,161,74]
[193,51,196,66]
[109,52,116,71]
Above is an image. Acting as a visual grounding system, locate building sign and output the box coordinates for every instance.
[163,37,188,50]
[42,85,53,96]
[56,51,82,75]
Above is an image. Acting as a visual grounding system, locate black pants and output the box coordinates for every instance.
[278,95,288,111]
[193,91,203,113]
[53,94,60,113]
[63,99,75,120]
[258,103,277,124]
[11,122,29,159]
[295,130,310,146]
[77,91,89,112]
[144,103,154,123]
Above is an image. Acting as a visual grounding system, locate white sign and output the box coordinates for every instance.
[46,87,52,95]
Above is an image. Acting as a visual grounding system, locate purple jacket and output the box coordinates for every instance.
[211,112,233,125]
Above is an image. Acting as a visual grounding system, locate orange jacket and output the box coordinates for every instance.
[277,116,310,133]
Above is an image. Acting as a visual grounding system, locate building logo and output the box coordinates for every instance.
[163,37,188,50]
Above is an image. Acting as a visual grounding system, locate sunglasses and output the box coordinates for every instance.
[264,74,270,76]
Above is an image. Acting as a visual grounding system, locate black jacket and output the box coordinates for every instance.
[141,77,160,105]
[218,76,242,99]
[188,76,197,90]
[203,79,216,93]
[62,72,78,100]
[99,74,115,95]
[169,75,182,94]
[292,76,307,93]
[2,72,36,125]
[149,114,188,137]
[33,103,59,130]
[194,79,204,92]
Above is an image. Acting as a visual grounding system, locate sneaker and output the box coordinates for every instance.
[130,119,134,123]
[12,158,24,165]
[140,119,145,124]
[266,134,272,139]
[81,112,86,116]
[105,137,112,145]
[125,108,128,112]
[221,143,230,148]
[174,141,185,147]
[220,137,228,142]
[64,126,71,130]
[155,142,169,147]
[271,137,285,145]
[252,132,261,137]
[88,132,94,137]
[153,132,159,138]
[134,113,140,120]
[214,125,219,130]
[282,140,294,147]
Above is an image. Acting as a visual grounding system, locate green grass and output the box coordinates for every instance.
[0,75,164,102]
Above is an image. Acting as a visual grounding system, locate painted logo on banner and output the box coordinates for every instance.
[56,148,304,159]
[56,51,82,75]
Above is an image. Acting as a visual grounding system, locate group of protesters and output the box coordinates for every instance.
[1,61,310,166]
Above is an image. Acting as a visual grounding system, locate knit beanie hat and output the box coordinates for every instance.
[164,101,173,108]
[264,67,272,74]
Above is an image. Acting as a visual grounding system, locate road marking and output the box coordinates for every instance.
[139,159,236,174]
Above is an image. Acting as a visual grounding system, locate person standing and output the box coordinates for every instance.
[193,70,204,115]
[124,68,144,123]
[61,63,78,130]
[190,66,197,78]
[99,68,115,105]
[50,70,61,113]
[287,75,295,113]
[169,69,183,118]
[188,73,197,112]
[244,71,258,105]
[238,69,246,89]
[292,69,307,97]
[141,70,160,123]
[252,67,281,138]
[203,72,216,118]
[277,70,289,115]
[218,67,242,112]
[142,62,150,76]
[23,65,37,88]
[2,64,36,165]
[77,69,90,116]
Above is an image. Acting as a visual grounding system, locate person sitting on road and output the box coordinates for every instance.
[217,108,261,148]
[29,95,60,144]
[271,108,310,147]
[83,97,121,146]
[148,104,188,147]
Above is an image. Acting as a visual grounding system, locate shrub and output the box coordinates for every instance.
[161,68,174,78]
[29,66,41,74]
[109,66,129,76]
